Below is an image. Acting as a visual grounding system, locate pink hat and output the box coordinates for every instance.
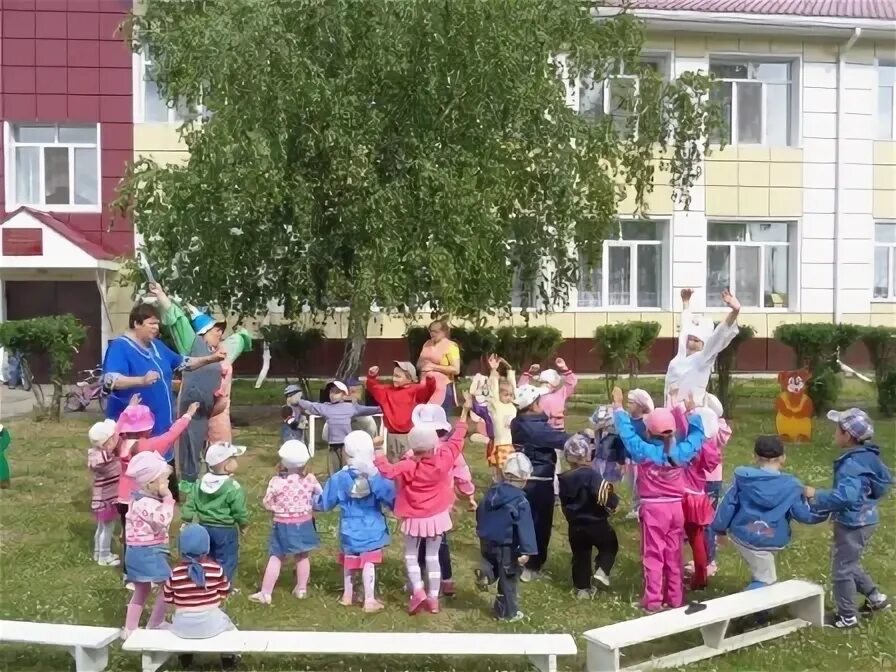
[116,405,155,434]
[125,451,170,486]
[645,408,676,436]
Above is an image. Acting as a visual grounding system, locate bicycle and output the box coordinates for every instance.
[64,366,108,413]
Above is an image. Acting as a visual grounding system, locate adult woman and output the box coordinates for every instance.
[102,302,223,492]
[417,319,461,412]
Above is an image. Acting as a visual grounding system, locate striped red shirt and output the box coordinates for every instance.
[163,560,231,608]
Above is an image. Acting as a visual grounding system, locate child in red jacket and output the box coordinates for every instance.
[366,362,436,462]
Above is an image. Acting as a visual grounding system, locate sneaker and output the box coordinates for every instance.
[248,592,272,605]
[440,580,456,597]
[643,604,664,614]
[861,594,891,614]
[825,613,859,629]
[474,569,490,592]
[576,589,594,600]
[506,611,525,622]
[593,568,610,588]
[125,582,135,592]
[408,589,428,615]
[427,597,440,614]
[520,569,533,583]
[706,561,719,577]
[292,588,308,599]
[97,555,121,567]
[363,599,385,613]
[338,593,354,607]
[683,561,695,578]
[625,509,639,521]
[119,628,133,641]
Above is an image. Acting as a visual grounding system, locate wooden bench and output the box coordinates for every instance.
[123,629,577,672]
[0,620,120,672]
[583,579,824,672]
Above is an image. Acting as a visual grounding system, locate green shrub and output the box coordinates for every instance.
[259,324,325,397]
[628,321,661,380]
[0,315,87,421]
[774,323,862,415]
[860,326,896,417]
[494,325,564,372]
[710,324,755,418]
[451,326,497,373]
[592,322,660,396]
[405,326,429,363]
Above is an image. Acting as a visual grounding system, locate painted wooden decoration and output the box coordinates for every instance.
[775,369,814,442]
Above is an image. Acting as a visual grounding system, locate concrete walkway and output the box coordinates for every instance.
[0,386,46,420]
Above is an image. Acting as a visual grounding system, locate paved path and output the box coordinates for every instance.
[0,386,45,420]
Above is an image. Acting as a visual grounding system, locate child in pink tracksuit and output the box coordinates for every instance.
[612,387,705,612]
[672,402,722,590]
[373,400,470,615]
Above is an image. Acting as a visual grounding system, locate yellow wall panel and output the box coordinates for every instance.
[840,313,872,327]
[769,162,802,188]
[137,151,190,166]
[874,165,896,191]
[574,312,608,337]
[134,124,188,152]
[545,313,577,338]
[644,33,675,50]
[874,41,896,61]
[770,39,804,55]
[732,313,769,337]
[645,185,675,215]
[705,36,739,52]
[870,313,896,326]
[769,188,803,217]
[706,186,739,216]
[803,41,838,63]
[738,187,770,217]
[738,162,770,187]
[845,42,875,65]
[643,311,674,337]
[738,37,771,53]
[765,312,799,336]
[871,302,896,315]
[873,190,896,219]
[674,35,706,57]
[770,147,803,163]
[706,161,739,186]
[707,146,739,162]
[873,141,896,165]
[736,146,771,162]
[799,313,833,324]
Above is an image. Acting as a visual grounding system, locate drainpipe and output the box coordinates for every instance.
[833,27,861,324]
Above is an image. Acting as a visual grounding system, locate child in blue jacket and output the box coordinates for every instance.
[806,408,892,629]
[712,436,826,591]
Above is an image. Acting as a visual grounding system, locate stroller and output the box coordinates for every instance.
[589,405,626,483]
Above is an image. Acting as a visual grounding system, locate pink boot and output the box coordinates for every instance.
[427,597,440,614]
[408,589,427,615]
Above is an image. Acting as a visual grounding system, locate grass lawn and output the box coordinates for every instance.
[0,392,893,671]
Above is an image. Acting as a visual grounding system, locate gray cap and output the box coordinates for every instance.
[283,384,301,397]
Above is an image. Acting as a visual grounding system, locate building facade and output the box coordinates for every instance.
[1,0,894,377]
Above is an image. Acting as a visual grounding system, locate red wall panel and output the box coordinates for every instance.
[35,65,66,93]
[35,39,66,66]
[67,11,100,40]
[67,93,99,120]
[35,92,66,117]
[68,66,99,94]
[35,11,66,39]
[3,37,36,65]
[3,10,35,38]
[2,64,36,92]
[67,40,99,67]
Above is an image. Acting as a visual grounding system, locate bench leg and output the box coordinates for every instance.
[789,593,825,627]
[586,641,620,672]
[700,619,730,648]
[68,646,109,672]
[141,651,172,672]
[528,654,557,672]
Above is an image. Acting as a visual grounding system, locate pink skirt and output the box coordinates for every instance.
[338,549,384,569]
[683,492,715,526]
[400,510,453,538]
[93,502,118,523]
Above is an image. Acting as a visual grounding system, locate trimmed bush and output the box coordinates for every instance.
[593,321,661,396]
[259,324,325,397]
[494,325,564,372]
[860,326,896,416]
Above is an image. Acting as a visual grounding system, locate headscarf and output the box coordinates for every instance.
[179,524,210,587]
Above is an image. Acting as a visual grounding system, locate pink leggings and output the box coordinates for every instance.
[124,583,168,631]
[639,501,685,610]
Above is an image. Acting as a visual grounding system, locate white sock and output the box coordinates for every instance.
[99,520,115,558]
[404,536,424,591]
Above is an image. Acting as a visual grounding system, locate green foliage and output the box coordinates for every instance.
[0,315,87,421]
[774,323,862,416]
[405,327,430,364]
[593,321,660,396]
[116,0,721,373]
[860,326,896,417]
[451,326,498,373]
[627,321,661,379]
[259,324,325,397]
[710,324,755,418]
[495,326,564,372]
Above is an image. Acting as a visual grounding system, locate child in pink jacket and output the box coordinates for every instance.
[374,400,470,615]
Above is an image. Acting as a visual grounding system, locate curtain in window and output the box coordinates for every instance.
[14,146,40,204]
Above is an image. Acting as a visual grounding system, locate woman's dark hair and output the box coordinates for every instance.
[129,302,160,329]
[429,318,451,335]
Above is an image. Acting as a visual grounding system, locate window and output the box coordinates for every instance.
[706,222,792,308]
[578,57,665,135]
[709,59,794,146]
[7,124,99,209]
[139,46,191,123]
[511,269,538,309]
[874,223,896,300]
[577,220,665,308]
[878,63,896,140]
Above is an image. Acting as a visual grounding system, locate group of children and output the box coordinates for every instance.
[85,289,892,642]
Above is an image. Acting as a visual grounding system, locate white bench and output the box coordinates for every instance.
[0,620,120,672]
[584,579,824,672]
[123,629,577,672]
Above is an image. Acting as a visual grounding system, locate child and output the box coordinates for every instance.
[347,376,379,437]
[559,433,619,598]
[664,288,741,406]
[365,362,436,461]
[250,440,321,604]
[296,380,381,475]
[712,436,826,592]
[805,409,892,628]
[468,372,492,445]
[612,386,704,612]
[475,453,538,621]
[519,358,577,430]
[0,424,9,489]
[622,389,653,521]
[485,354,518,473]
[589,406,626,483]
[319,431,396,612]
[510,385,570,582]
[373,399,470,614]
[122,452,176,638]
[671,398,721,590]
[281,384,307,443]
[180,442,249,584]
[88,419,122,567]
[410,403,477,597]
[116,399,199,578]
[702,393,731,575]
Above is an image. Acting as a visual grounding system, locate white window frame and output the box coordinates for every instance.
[3,121,102,213]
[876,60,896,141]
[708,55,800,147]
[705,219,796,312]
[873,221,896,302]
[575,219,669,312]
[133,48,198,124]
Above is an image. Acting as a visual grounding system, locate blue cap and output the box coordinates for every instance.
[190,312,224,336]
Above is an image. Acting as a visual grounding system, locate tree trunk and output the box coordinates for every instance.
[335,303,370,381]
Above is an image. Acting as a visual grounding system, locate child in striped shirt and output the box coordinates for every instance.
[88,419,122,567]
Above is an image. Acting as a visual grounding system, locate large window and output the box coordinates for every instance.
[707,222,792,308]
[874,222,896,300]
[139,46,191,123]
[878,63,896,140]
[709,59,794,146]
[578,57,666,135]
[511,269,538,309]
[7,124,99,209]
[577,220,665,308]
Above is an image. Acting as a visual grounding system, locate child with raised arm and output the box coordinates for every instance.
[664,289,741,407]
[373,397,470,615]
[622,389,653,520]
[365,362,436,461]
[612,386,705,612]
[485,354,518,473]
[806,409,892,628]
[319,431,396,612]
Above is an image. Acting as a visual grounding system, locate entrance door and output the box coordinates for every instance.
[4,281,101,383]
